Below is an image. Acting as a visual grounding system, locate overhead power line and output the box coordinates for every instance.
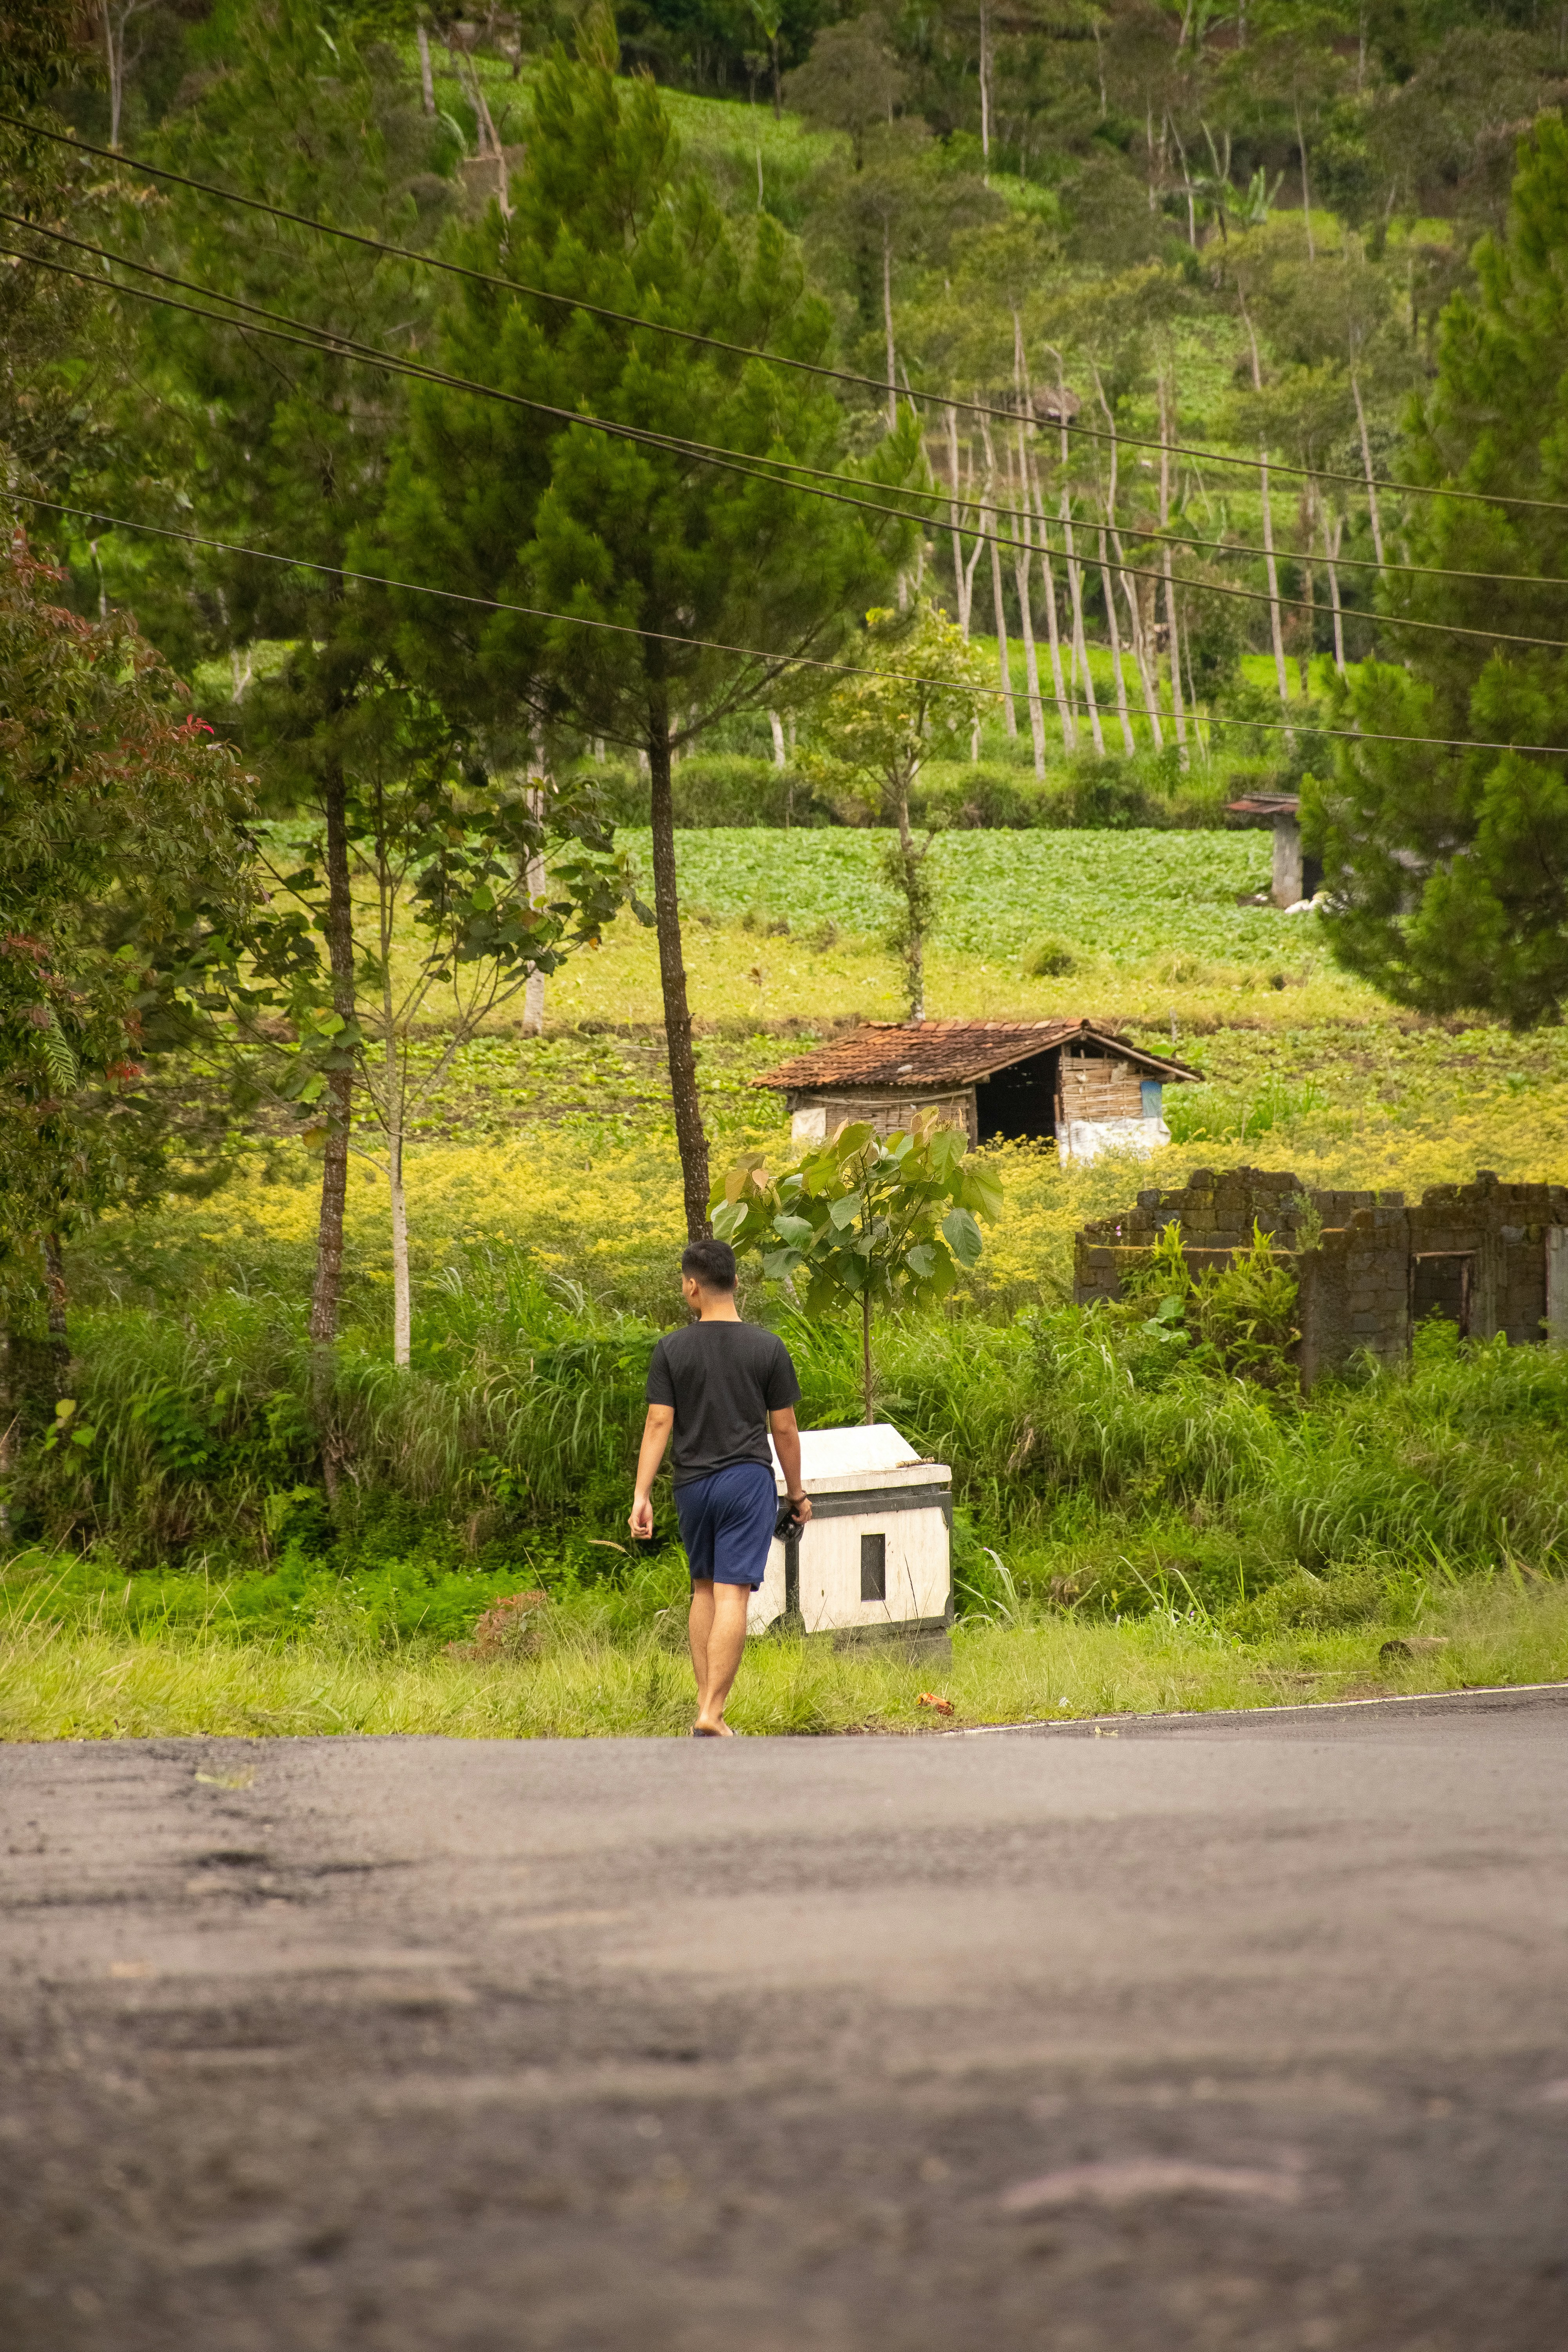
[10,194,1551,604]
[9,107,1568,524]
[10,488,1566,761]
[9,230,1568,659]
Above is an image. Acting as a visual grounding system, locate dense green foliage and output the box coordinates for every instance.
[1311,113,1568,1027]
[0,535,249,1324]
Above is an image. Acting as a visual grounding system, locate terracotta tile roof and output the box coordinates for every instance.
[754,1019,1201,1093]
[1226,794,1300,817]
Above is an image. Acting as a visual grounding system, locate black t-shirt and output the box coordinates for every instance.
[645,1320,802,1488]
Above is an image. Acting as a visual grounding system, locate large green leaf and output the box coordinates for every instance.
[941,1205,984,1267]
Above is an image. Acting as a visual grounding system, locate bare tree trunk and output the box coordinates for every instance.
[309,758,355,1501]
[417,21,436,114]
[43,1234,69,1395]
[1240,303,1291,705]
[522,781,546,1035]
[1012,497,1047,776]
[102,3,124,148]
[648,700,710,1242]
[893,791,926,1022]
[882,225,898,432]
[946,409,973,636]
[978,0,991,178]
[1064,514,1105,754]
[1089,370,1138,755]
[1098,524,1137,753]
[1352,370,1385,568]
[1326,507,1347,673]
[1295,95,1315,260]
[1258,444,1291,706]
[1158,371,1188,760]
[861,1289,874,1425]
[1037,539,1074,751]
[384,1017,411,1373]
[769,711,787,768]
[1008,416,1047,774]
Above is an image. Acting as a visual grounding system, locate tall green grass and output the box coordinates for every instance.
[9,1235,1568,1666]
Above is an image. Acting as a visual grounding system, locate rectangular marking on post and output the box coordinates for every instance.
[860,1532,887,1603]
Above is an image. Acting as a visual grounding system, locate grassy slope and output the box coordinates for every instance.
[7,825,1567,1738]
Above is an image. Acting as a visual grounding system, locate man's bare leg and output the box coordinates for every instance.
[690,1580,749,1735]
[688,1579,714,1706]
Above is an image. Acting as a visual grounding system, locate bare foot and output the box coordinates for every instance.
[692,1718,734,1737]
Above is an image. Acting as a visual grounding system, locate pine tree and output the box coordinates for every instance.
[1307,114,1568,1029]
[376,9,919,1238]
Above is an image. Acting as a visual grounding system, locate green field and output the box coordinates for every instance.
[6,828,1568,1739]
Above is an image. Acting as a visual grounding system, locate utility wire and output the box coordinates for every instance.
[11,488,1566,760]
[9,231,1568,658]
[7,198,1555,599]
[9,107,1568,524]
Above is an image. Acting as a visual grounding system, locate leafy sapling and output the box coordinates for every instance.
[713,1115,1003,1423]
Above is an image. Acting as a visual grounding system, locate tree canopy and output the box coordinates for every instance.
[1307,112,1568,1028]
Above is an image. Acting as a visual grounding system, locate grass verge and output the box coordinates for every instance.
[3,1581,1563,1741]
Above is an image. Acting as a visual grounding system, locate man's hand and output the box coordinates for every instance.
[769,1407,811,1526]
[630,1404,674,1540]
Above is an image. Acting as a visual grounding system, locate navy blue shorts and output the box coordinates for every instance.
[675,1460,777,1589]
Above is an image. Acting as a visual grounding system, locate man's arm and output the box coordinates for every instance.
[769,1407,813,1524]
[630,1404,675,1539]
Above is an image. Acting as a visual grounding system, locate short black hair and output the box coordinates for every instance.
[682,1237,737,1292]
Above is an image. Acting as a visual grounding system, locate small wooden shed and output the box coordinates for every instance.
[755,1018,1200,1164]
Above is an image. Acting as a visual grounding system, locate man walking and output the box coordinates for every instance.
[630,1238,811,1737]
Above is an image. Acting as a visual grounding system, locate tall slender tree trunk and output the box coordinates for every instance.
[1295,95,1315,260]
[103,4,124,148]
[522,780,546,1036]
[1010,441,1047,775]
[1352,370,1385,568]
[1038,539,1074,751]
[1013,528,1047,776]
[978,0,991,178]
[309,759,355,1499]
[387,1059,411,1371]
[1089,370,1138,755]
[1098,524,1137,753]
[1258,444,1290,706]
[1158,371,1188,760]
[416,22,436,113]
[893,791,926,1022]
[986,529,1016,736]
[43,1234,69,1395]
[1052,363,1102,751]
[882,226,898,432]
[648,700,710,1241]
[1063,512,1105,754]
[1241,304,1291,706]
[946,409,974,637]
[1325,507,1347,673]
[861,1288,874,1425]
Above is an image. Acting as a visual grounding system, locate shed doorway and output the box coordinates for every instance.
[974,1050,1058,1145]
[1412,1252,1474,1336]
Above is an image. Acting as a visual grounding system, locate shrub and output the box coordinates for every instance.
[1022,935,1078,977]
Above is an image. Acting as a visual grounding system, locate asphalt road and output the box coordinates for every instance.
[4,1688,1567,2352]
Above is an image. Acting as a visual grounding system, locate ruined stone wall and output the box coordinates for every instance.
[1073,1167,1568,1388]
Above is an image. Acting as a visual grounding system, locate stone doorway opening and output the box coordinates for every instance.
[1413,1252,1474,1337]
